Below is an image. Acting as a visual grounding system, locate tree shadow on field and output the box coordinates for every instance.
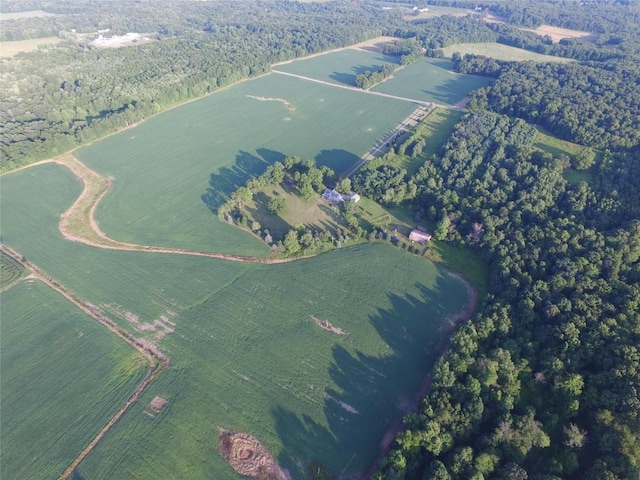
[314,149,361,177]
[245,191,292,241]
[201,148,286,213]
[273,275,464,478]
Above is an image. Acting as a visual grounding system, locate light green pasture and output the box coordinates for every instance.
[1,162,469,479]
[75,73,416,255]
[442,42,575,63]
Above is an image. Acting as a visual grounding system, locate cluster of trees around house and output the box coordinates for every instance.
[0,0,400,171]
[217,156,431,257]
[372,108,640,478]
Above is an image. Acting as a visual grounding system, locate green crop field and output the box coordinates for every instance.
[273,48,402,87]
[0,279,148,479]
[441,42,575,63]
[1,162,471,478]
[534,129,599,184]
[0,250,26,290]
[75,72,416,255]
[371,58,492,105]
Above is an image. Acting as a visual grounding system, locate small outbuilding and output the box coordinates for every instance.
[409,229,432,244]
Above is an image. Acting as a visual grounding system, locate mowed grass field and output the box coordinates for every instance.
[75,72,416,255]
[442,42,575,63]
[371,58,492,105]
[1,163,470,478]
[0,279,148,479]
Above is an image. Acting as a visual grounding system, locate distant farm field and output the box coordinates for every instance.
[0,279,147,479]
[0,36,61,57]
[1,162,471,479]
[75,72,416,255]
[442,42,575,62]
[273,48,402,87]
[372,58,491,106]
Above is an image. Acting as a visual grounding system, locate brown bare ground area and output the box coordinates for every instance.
[149,396,168,412]
[246,95,295,111]
[219,430,290,480]
[524,25,596,43]
[312,315,347,335]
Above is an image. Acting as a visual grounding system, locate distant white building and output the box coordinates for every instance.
[322,189,360,205]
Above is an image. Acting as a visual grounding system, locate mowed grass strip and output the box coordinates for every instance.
[371,58,492,105]
[441,42,575,62]
[75,72,416,255]
[0,279,148,479]
[3,161,470,479]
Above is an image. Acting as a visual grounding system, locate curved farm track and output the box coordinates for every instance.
[52,153,306,264]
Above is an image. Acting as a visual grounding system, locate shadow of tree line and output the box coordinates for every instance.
[272,274,462,479]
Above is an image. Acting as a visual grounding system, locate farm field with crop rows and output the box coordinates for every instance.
[0,163,470,478]
[371,58,492,105]
[273,48,402,87]
[0,279,148,479]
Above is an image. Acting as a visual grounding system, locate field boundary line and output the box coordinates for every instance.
[0,243,168,480]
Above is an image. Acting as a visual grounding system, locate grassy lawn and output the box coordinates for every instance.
[401,108,464,175]
[441,42,575,63]
[2,160,471,479]
[0,279,148,479]
[534,129,599,184]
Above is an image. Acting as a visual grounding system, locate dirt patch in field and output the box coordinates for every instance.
[218,430,290,480]
[523,25,596,43]
[312,316,347,335]
[149,396,168,412]
[246,95,295,111]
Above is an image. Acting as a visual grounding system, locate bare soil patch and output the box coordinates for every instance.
[312,316,347,335]
[219,430,290,480]
[149,396,168,412]
[524,25,596,43]
[246,95,295,111]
